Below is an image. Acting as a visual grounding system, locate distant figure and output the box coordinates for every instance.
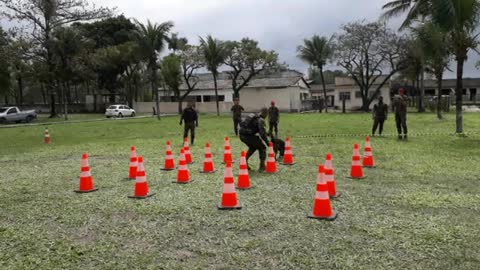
[268,101,280,137]
[372,96,389,136]
[393,88,409,140]
[269,133,285,161]
[179,101,198,145]
[230,98,244,136]
[239,108,270,172]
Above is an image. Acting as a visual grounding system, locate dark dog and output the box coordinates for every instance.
[269,133,285,160]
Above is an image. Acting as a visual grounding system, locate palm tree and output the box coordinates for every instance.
[413,22,450,119]
[135,20,173,120]
[168,33,188,54]
[381,0,431,30]
[431,0,480,133]
[297,35,333,112]
[200,35,226,116]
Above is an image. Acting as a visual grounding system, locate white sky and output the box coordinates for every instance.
[3,0,480,78]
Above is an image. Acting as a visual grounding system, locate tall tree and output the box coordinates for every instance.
[297,35,333,112]
[168,33,188,54]
[0,0,113,117]
[179,45,204,112]
[224,38,280,99]
[333,22,409,111]
[381,0,430,30]
[135,20,173,120]
[431,0,480,133]
[0,27,11,104]
[160,54,183,113]
[200,35,226,116]
[413,22,450,119]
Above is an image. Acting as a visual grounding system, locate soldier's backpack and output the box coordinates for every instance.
[239,113,259,135]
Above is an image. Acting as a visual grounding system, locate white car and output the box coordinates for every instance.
[105,105,136,118]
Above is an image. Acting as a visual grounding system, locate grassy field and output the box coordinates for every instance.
[1,112,480,269]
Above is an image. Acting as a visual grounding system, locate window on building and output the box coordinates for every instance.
[202,95,225,102]
[355,91,362,98]
[195,96,202,102]
[425,89,436,96]
[339,92,351,101]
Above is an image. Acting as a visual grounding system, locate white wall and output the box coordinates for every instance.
[334,87,391,110]
[159,89,233,102]
[133,101,234,114]
[239,87,309,112]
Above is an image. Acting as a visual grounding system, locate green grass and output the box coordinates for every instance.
[1,113,480,269]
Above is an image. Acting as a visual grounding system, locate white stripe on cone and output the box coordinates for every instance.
[315,191,330,200]
[80,171,90,177]
[223,182,236,193]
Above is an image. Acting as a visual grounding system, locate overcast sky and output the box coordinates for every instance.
[5,0,480,78]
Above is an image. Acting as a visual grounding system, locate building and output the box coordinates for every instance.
[424,78,479,103]
[154,69,311,112]
[308,76,392,111]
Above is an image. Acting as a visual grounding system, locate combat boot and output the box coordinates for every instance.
[258,161,266,172]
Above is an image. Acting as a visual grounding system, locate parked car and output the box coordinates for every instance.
[0,107,37,124]
[105,105,136,118]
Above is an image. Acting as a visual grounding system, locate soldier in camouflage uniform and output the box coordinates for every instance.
[267,101,280,137]
[230,98,245,136]
[372,96,389,136]
[179,101,198,145]
[392,88,409,140]
[239,108,270,172]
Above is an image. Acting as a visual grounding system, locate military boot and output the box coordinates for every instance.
[258,161,266,172]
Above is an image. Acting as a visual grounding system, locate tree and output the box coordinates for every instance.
[168,33,188,54]
[160,54,183,113]
[430,0,480,134]
[333,22,409,111]
[0,27,11,104]
[178,45,204,112]
[413,22,450,119]
[381,0,431,30]
[135,20,174,120]
[224,38,280,99]
[297,35,334,112]
[307,68,346,84]
[0,0,113,117]
[200,35,226,116]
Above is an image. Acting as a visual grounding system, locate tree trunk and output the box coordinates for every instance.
[152,66,160,120]
[46,29,57,118]
[178,99,183,114]
[233,90,240,99]
[60,81,68,121]
[418,62,425,112]
[40,83,47,105]
[17,75,24,105]
[213,72,220,116]
[4,95,8,105]
[319,66,328,113]
[455,58,465,134]
[436,73,443,120]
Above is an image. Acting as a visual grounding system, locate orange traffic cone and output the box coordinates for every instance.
[183,137,193,164]
[325,153,339,198]
[237,151,252,190]
[308,165,336,221]
[218,162,242,210]
[161,141,176,171]
[44,128,51,144]
[266,142,278,173]
[74,153,98,193]
[223,137,233,164]
[201,143,216,173]
[128,156,155,199]
[282,137,295,165]
[363,136,376,168]
[128,146,138,179]
[348,144,366,179]
[176,148,192,184]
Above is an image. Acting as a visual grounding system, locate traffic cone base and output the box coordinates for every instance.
[172,180,194,184]
[200,170,216,174]
[237,186,254,190]
[307,212,337,221]
[347,176,367,179]
[217,203,242,210]
[128,193,156,199]
[161,167,176,171]
[74,188,98,193]
[281,161,295,166]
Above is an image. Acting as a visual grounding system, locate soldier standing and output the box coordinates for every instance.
[267,101,280,137]
[239,108,270,172]
[230,98,244,136]
[372,96,389,136]
[393,88,409,140]
[179,101,198,145]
